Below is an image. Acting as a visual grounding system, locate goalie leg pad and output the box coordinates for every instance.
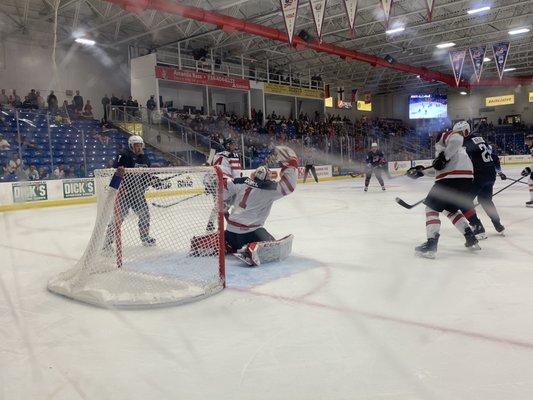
[240,235,294,267]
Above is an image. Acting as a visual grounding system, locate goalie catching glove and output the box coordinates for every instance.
[274,145,299,168]
[521,167,531,177]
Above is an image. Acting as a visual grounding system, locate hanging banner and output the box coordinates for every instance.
[342,0,358,32]
[324,83,330,98]
[492,42,510,81]
[469,45,487,83]
[280,0,300,44]
[380,0,394,27]
[155,66,250,90]
[309,0,327,41]
[425,0,436,22]
[350,88,358,103]
[449,50,466,87]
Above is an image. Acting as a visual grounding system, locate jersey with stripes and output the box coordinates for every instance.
[434,131,473,181]
[224,160,298,234]
[212,151,242,178]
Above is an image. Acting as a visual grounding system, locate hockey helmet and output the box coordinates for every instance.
[371,142,378,148]
[253,165,270,181]
[452,121,471,136]
[128,135,144,150]
[224,137,236,149]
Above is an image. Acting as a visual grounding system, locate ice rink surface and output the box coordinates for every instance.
[1,166,533,400]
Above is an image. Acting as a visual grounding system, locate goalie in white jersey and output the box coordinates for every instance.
[224,145,298,266]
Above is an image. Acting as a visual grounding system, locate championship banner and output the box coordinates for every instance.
[63,178,95,199]
[12,181,48,203]
[469,45,487,83]
[380,0,394,27]
[449,50,466,87]
[264,82,324,99]
[309,0,327,41]
[424,0,436,22]
[342,0,358,32]
[493,42,510,80]
[280,0,300,44]
[155,66,250,90]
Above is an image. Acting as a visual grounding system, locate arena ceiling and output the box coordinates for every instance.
[1,0,532,93]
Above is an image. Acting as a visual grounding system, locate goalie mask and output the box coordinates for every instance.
[253,165,270,182]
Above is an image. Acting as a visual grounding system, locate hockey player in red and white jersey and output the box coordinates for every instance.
[224,145,298,266]
[212,138,242,179]
[406,121,480,258]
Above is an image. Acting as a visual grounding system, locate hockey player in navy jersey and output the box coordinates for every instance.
[523,134,533,208]
[364,143,386,191]
[462,123,506,235]
[103,135,170,250]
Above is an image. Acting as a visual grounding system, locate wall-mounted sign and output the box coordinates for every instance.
[529,92,533,103]
[324,97,333,108]
[63,179,95,199]
[485,94,514,107]
[357,100,372,111]
[155,65,250,90]
[12,181,48,203]
[264,82,324,99]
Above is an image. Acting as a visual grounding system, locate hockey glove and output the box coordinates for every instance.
[406,166,425,179]
[274,146,298,168]
[432,152,447,171]
[498,172,507,180]
[521,167,532,177]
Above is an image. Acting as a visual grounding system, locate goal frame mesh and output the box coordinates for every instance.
[47,165,225,308]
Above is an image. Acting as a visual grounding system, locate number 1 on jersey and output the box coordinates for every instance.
[239,187,253,209]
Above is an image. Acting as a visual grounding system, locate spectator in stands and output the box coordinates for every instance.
[52,164,65,179]
[20,136,39,150]
[0,89,8,106]
[101,94,110,121]
[0,134,10,150]
[27,165,39,180]
[65,167,76,179]
[12,90,21,106]
[7,153,23,174]
[110,93,120,106]
[28,89,38,106]
[38,167,49,180]
[22,96,35,109]
[1,163,16,182]
[47,91,58,113]
[146,95,156,124]
[83,100,93,117]
[73,90,84,112]
[36,91,45,109]
[72,163,85,178]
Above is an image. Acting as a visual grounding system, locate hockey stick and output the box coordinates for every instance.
[502,176,528,185]
[151,193,203,209]
[396,175,528,210]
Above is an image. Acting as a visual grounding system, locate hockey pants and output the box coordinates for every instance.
[365,167,384,187]
[303,164,318,183]
[225,228,275,253]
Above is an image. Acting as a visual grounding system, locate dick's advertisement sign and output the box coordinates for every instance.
[12,181,48,203]
[63,179,95,199]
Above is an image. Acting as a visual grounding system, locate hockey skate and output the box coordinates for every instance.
[464,228,481,250]
[364,186,368,192]
[471,221,487,240]
[492,220,505,234]
[415,234,439,259]
[526,200,533,208]
[381,186,386,191]
[141,235,156,246]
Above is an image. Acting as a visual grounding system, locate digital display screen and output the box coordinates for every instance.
[409,94,448,119]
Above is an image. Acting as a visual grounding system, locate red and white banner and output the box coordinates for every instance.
[342,0,358,32]
[155,66,250,90]
[380,0,394,27]
[469,45,487,83]
[424,0,436,22]
[280,0,300,44]
[493,42,511,81]
[309,0,327,41]
[449,50,466,87]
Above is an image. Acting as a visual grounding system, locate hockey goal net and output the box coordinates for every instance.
[47,166,225,307]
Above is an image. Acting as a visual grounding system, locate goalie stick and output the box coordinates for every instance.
[151,192,203,209]
[395,174,528,210]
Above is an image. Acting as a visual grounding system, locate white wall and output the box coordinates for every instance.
[0,39,130,119]
[265,95,294,119]
[131,53,158,111]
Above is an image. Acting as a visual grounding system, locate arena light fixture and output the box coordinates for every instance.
[386,26,405,34]
[508,27,530,35]
[483,57,491,62]
[436,42,456,49]
[467,6,491,15]
[503,67,516,72]
[75,37,96,46]
[460,91,468,95]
